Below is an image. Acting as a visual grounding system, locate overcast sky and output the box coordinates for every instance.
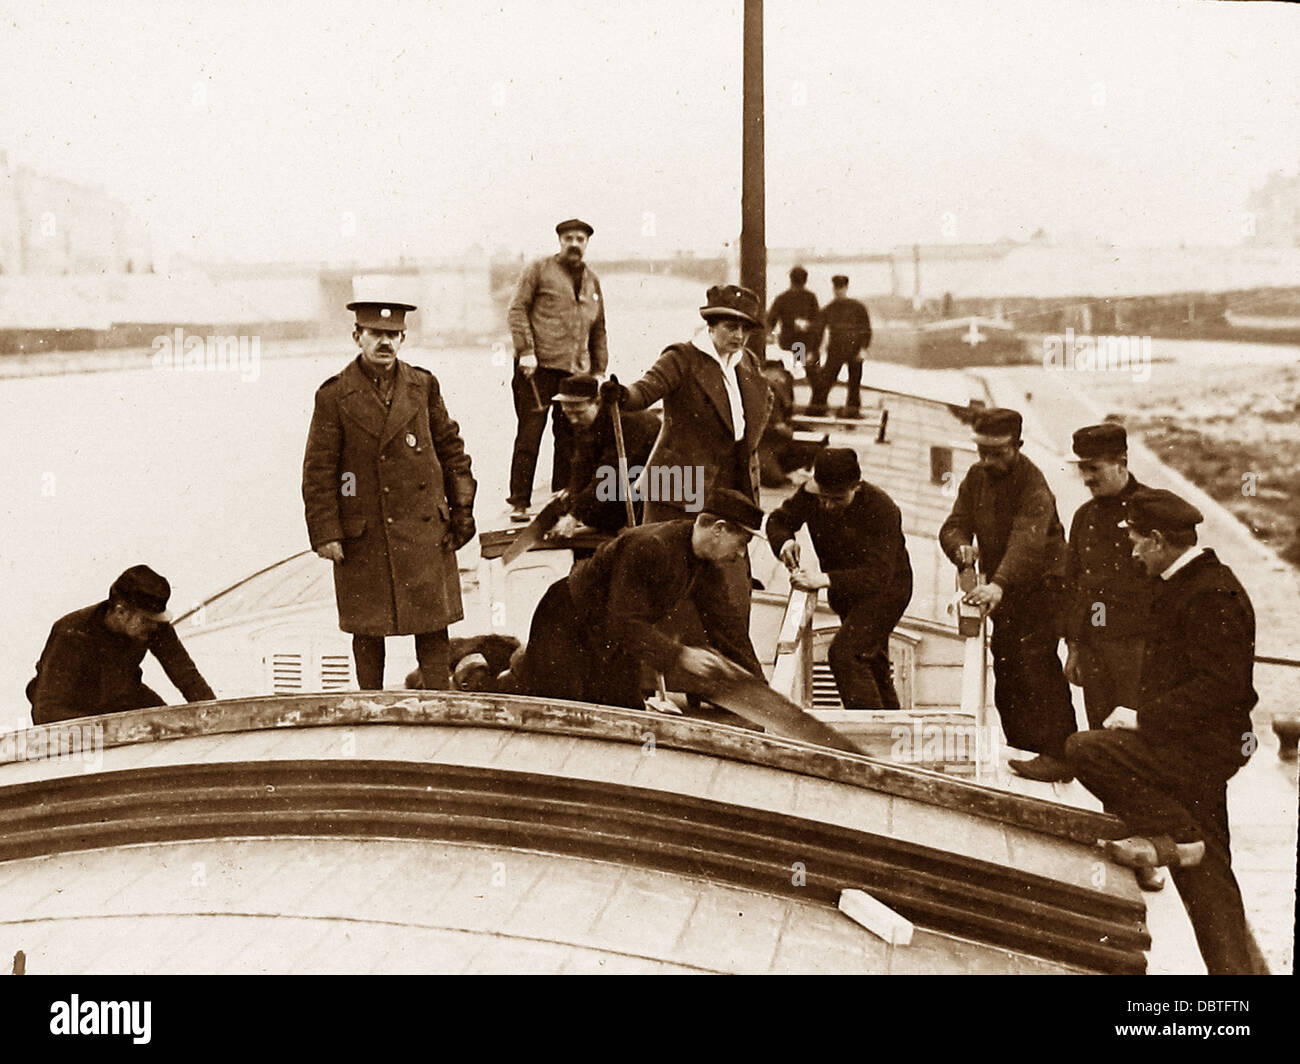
[2,0,1296,263]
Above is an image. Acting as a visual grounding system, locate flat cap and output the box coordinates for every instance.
[971,408,1023,445]
[553,373,599,403]
[109,565,173,622]
[347,301,416,331]
[830,274,849,287]
[1069,423,1128,462]
[807,448,861,495]
[1121,487,1204,535]
[702,487,765,537]
[555,218,594,237]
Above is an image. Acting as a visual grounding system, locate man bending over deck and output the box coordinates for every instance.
[502,488,765,710]
[27,565,214,724]
[766,448,912,709]
[1064,488,1258,975]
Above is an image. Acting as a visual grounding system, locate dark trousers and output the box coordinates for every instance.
[508,366,574,507]
[352,630,450,691]
[808,348,863,412]
[511,579,645,709]
[1076,637,1146,729]
[828,589,911,709]
[1065,729,1253,975]
[989,585,1076,758]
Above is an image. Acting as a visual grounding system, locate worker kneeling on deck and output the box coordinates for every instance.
[1064,488,1258,975]
[548,373,661,540]
[27,565,214,724]
[503,488,766,710]
[767,448,912,709]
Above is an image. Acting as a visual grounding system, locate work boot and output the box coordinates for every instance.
[1007,754,1075,783]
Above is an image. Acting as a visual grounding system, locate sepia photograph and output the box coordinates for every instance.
[0,0,1296,1006]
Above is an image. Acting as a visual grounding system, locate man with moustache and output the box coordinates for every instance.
[1064,488,1258,974]
[506,218,609,521]
[302,300,477,691]
[766,448,912,710]
[1063,423,1159,728]
[939,407,1077,781]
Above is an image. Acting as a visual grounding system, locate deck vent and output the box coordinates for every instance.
[271,652,304,693]
[320,654,353,691]
[811,665,843,709]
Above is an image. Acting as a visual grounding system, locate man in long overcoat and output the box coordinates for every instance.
[302,301,477,690]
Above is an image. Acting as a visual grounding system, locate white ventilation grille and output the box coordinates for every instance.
[271,652,304,693]
[811,665,843,709]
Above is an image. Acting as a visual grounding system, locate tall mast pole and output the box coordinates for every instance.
[741,0,766,312]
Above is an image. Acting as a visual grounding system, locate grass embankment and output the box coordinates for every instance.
[1090,362,1300,567]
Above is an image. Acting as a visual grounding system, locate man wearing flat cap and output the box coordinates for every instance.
[502,488,766,711]
[27,565,215,723]
[302,300,477,690]
[806,275,872,418]
[548,373,661,540]
[766,449,912,709]
[939,407,1077,781]
[1063,423,1159,729]
[1064,487,1258,974]
[506,218,608,520]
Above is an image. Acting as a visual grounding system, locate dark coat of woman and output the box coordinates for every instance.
[623,340,772,523]
[302,357,476,636]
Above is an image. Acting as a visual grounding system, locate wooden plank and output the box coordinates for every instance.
[839,888,914,946]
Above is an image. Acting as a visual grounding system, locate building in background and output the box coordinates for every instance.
[0,151,153,276]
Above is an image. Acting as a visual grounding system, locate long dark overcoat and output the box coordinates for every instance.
[624,340,772,522]
[302,357,476,636]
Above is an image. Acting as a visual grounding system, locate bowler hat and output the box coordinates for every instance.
[556,218,594,237]
[699,284,763,328]
[347,301,416,331]
[1068,423,1128,462]
[807,448,861,495]
[109,565,173,622]
[701,488,765,537]
[971,408,1023,445]
[553,373,599,403]
[1121,488,1203,536]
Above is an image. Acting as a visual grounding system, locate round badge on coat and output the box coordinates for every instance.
[405,433,417,447]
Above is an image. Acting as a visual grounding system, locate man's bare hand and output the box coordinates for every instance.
[676,646,739,684]
[963,582,1003,612]
[315,541,344,563]
[1103,706,1140,731]
[789,568,830,593]
[517,353,538,377]
[547,514,581,540]
[778,539,800,570]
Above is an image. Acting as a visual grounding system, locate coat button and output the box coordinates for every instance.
[387,517,394,524]
[383,486,391,494]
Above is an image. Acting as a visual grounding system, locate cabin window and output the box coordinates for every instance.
[930,446,953,485]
